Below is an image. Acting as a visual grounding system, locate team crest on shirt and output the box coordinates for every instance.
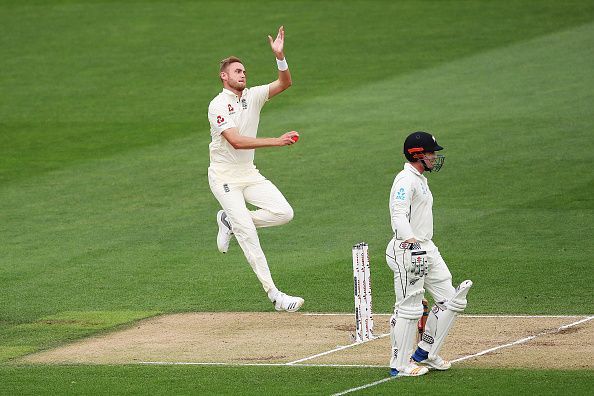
[227,104,235,115]
[241,98,248,109]
[396,187,406,200]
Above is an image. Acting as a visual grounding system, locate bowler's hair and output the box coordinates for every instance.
[219,56,243,74]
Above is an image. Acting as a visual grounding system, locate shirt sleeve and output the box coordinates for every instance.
[250,84,270,110]
[208,101,237,136]
[390,176,415,240]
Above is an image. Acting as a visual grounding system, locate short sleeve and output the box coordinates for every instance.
[208,101,237,136]
[249,84,270,110]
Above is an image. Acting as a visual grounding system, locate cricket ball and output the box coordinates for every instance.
[291,134,299,142]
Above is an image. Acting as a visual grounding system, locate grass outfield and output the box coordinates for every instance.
[1,366,593,395]
[1,0,593,393]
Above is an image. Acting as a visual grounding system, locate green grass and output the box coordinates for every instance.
[1,366,592,395]
[1,0,593,393]
[0,311,159,361]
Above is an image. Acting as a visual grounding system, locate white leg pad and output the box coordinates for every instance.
[447,279,473,313]
[418,280,472,359]
[390,289,425,369]
[390,318,418,370]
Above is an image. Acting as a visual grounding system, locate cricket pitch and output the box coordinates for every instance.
[20,313,593,370]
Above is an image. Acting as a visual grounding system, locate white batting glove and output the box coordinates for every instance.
[409,249,428,277]
[399,242,429,278]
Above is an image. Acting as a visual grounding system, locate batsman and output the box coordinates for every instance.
[385,131,472,377]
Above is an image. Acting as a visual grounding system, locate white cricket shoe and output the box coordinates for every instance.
[390,362,429,377]
[418,355,451,370]
[273,292,304,312]
[412,347,451,370]
[216,210,233,253]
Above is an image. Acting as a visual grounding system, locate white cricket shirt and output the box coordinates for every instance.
[389,162,434,242]
[207,85,269,180]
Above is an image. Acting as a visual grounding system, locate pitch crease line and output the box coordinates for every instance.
[139,334,392,368]
[332,377,394,396]
[139,361,386,368]
[451,315,593,363]
[286,333,390,365]
[331,315,594,395]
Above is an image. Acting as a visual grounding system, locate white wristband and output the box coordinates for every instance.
[276,58,288,71]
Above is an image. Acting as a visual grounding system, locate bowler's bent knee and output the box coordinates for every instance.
[277,205,294,224]
[265,205,293,226]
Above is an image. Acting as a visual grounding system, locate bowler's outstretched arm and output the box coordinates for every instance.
[268,26,292,98]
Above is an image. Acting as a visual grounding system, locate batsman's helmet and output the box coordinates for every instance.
[403,131,445,172]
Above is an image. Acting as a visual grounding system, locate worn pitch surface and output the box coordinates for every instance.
[21,313,593,370]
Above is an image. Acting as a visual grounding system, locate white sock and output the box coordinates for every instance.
[267,288,280,302]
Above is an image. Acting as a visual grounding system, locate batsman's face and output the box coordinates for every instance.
[423,151,445,172]
[421,152,437,170]
[424,152,437,160]
[222,62,246,91]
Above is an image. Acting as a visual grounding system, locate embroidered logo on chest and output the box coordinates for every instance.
[241,98,248,109]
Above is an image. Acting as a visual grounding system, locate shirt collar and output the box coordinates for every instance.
[222,88,246,99]
[404,162,424,178]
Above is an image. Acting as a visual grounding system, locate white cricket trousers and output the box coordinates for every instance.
[385,238,456,314]
[209,169,294,296]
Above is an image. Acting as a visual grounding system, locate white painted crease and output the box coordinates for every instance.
[452,315,593,363]
[138,333,393,368]
[139,361,386,368]
[331,377,394,396]
[286,333,390,365]
[450,336,536,364]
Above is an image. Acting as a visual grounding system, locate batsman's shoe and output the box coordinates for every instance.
[389,362,429,377]
[216,210,233,253]
[273,292,304,312]
[412,347,451,370]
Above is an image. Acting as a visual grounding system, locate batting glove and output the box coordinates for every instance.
[399,242,428,278]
